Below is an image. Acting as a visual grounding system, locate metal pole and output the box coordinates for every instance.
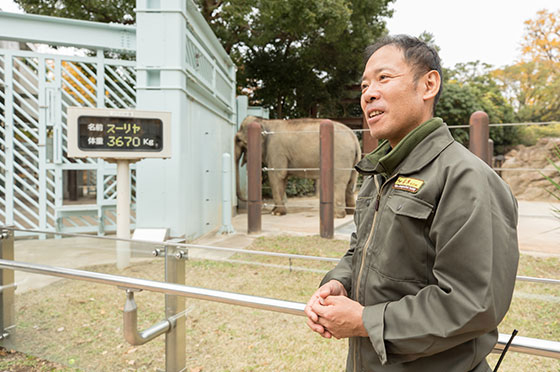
[219,153,235,234]
[469,111,489,164]
[165,241,186,372]
[320,121,334,238]
[0,259,560,359]
[116,159,131,269]
[0,228,15,345]
[0,259,304,315]
[0,258,559,359]
[247,121,262,234]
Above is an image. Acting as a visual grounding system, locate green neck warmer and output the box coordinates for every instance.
[358,117,444,177]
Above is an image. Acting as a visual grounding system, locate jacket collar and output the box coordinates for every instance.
[356,117,454,177]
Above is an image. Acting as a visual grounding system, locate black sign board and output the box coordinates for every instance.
[77,116,163,152]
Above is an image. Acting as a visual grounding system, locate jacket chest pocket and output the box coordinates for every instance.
[369,194,434,283]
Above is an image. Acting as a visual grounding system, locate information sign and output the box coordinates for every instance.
[67,107,171,159]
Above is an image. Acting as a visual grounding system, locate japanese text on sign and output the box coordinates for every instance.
[77,116,163,152]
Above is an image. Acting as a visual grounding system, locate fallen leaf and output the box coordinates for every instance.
[126,347,137,354]
[57,327,64,332]
[190,367,203,372]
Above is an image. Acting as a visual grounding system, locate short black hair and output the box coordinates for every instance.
[364,34,443,113]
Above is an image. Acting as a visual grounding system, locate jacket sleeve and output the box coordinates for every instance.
[320,230,357,293]
[362,164,519,365]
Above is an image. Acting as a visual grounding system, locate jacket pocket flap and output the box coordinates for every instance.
[387,195,433,219]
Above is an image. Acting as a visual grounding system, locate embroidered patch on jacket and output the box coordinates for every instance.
[393,177,424,193]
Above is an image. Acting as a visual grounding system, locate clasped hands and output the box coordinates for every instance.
[304,279,368,339]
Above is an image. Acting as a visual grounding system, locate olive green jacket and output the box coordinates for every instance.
[321,118,519,372]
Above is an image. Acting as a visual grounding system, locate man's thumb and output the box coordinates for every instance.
[319,286,332,298]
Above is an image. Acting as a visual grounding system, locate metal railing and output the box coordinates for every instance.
[0,257,559,359]
[4,227,558,285]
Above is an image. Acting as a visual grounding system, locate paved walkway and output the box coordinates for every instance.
[203,198,560,257]
[7,197,559,293]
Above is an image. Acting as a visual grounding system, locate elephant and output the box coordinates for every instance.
[235,116,362,218]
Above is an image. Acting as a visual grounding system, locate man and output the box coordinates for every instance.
[304,35,519,371]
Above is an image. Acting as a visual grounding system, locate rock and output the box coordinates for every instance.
[501,138,560,201]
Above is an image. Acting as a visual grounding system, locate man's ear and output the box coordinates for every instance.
[422,70,441,101]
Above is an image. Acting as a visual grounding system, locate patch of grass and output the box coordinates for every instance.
[5,236,560,371]
[0,347,75,371]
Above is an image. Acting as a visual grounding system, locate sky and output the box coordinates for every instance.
[385,0,560,68]
[0,0,558,69]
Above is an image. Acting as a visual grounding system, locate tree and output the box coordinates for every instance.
[436,61,517,153]
[210,0,393,118]
[521,9,560,64]
[493,9,560,123]
[16,0,394,119]
[14,0,135,24]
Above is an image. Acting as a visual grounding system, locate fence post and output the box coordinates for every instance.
[320,121,334,239]
[362,116,378,155]
[469,111,489,164]
[0,228,15,346]
[165,239,186,372]
[247,121,262,234]
[219,153,235,234]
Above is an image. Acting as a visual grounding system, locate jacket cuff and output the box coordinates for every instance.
[320,271,351,294]
[362,302,389,365]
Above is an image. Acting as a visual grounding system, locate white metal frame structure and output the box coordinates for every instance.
[0,12,138,234]
[0,1,238,239]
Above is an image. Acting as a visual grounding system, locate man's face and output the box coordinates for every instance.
[360,45,430,147]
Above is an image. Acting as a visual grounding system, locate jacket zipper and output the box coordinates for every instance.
[353,175,395,372]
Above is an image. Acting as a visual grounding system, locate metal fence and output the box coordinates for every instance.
[1,226,559,372]
[0,18,138,234]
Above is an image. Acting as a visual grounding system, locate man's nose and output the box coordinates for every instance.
[362,85,380,102]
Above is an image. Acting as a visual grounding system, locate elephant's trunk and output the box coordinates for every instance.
[235,144,247,202]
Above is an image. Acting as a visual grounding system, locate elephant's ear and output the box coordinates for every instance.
[235,132,247,147]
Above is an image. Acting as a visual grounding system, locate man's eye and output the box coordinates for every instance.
[379,75,388,80]
[361,84,368,91]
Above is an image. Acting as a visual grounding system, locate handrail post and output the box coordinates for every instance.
[0,228,15,346]
[469,111,490,164]
[165,240,186,372]
[247,121,262,234]
[320,121,334,238]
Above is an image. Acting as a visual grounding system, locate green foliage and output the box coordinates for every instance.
[540,144,560,219]
[205,0,394,118]
[436,61,518,153]
[262,172,316,198]
[285,177,316,197]
[516,123,560,146]
[435,81,477,146]
[14,0,135,24]
[495,61,560,123]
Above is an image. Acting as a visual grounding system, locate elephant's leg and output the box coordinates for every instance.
[269,169,288,216]
[345,170,358,215]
